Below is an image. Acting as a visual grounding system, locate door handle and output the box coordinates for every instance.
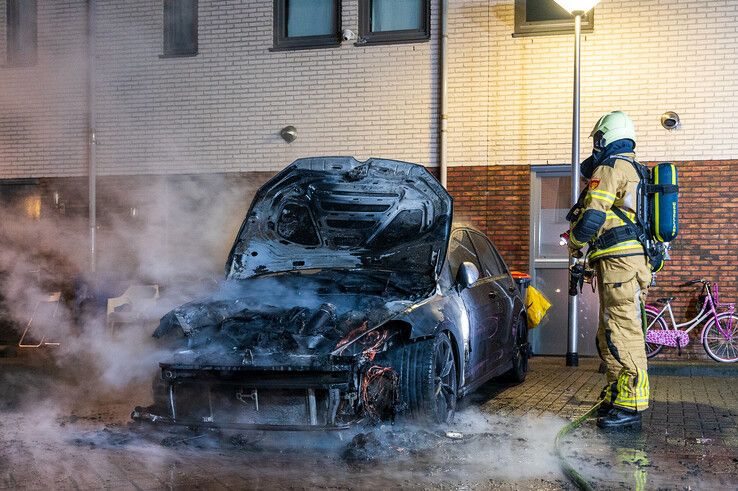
[489,292,497,299]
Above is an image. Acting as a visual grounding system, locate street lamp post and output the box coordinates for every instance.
[554,0,600,367]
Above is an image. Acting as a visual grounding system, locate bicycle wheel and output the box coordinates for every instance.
[645,308,667,359]
[702,313,738,363]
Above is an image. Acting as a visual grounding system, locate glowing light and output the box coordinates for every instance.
[23,195,41,220]
[553,0,600,14]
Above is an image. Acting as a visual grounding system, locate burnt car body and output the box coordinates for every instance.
[133,157,528,430]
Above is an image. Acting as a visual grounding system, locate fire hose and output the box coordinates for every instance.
[554,399,603,491]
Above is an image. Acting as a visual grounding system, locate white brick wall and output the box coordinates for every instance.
[448,0,738,167]
[0,1,88,178]
[92,0,439,175]
[1,1,737,178]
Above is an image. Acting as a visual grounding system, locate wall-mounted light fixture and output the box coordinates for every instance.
[280,126,297,143]
[661,111,680,131]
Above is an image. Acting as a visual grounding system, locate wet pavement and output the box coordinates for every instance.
[0,352,736,490]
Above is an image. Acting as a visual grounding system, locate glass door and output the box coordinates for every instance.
[528,166,599,356]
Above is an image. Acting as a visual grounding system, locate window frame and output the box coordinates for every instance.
[272,0,342,51]
[513,0,593,38]
[5,0,37,67]
[358,0,431,46]
[162,0,199,58]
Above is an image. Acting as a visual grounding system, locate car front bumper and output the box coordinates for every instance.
[132,354,361,431]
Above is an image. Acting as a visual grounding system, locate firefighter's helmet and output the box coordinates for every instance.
[590,111,636,149]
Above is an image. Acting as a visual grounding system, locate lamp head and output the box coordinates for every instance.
[553,0,601,14]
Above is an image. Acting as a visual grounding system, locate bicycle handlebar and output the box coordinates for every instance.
[682,279,710,286]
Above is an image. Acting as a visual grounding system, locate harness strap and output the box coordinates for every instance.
[592,223,640,250]
[645,183,679,194]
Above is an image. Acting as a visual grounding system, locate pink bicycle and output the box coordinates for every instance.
[645,279,738,362]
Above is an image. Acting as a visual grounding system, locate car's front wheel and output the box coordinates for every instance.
[391,332,458,424]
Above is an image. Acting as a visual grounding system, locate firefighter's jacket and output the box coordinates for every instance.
[569,152,645,261]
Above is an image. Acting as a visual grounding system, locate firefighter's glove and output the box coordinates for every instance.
[568,242,584,259]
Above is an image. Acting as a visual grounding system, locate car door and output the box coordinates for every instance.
[469,232,517,374]
[447,230,498,384]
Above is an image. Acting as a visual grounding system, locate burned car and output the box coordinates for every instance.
[133,157,528,430]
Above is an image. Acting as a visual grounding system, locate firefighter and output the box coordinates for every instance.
[568,111,651,429]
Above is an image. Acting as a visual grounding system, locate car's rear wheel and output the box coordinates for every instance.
[391,332,458,424]
[504,315,529,383]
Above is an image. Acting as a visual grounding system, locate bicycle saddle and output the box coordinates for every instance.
[654,296,675,304]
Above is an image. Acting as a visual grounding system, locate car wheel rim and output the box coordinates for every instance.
[433,337,456,423]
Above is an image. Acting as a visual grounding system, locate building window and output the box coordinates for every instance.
[6,0,37,66]
[273,0,341,50]
[163,0,198,57]
[359,0,430,45]
[514,0,593,37]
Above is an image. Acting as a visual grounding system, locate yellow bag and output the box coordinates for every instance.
[526,286,551,329]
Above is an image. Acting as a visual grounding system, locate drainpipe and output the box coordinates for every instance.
[439,0,448,188]
[87,0,97,274]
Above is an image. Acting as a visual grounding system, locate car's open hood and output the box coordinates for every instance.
[225,157,452,280]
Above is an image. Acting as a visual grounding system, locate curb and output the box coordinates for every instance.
[649,361,738,378]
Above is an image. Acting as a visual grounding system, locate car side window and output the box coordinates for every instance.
[469,232,505,277]
[448,230,482,282]
[490,243,511,276]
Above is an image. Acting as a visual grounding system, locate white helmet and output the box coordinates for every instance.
[590,111,636,149]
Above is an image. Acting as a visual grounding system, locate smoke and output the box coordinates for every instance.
[0,173,263,391]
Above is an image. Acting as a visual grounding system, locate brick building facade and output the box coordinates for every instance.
[0,1,736,346]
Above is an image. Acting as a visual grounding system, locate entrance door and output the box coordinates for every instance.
[528,166,599,356]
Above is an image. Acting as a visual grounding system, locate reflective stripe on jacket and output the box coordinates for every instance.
[571,152,645,261]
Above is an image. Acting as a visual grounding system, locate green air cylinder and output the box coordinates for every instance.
[651,163,679,242]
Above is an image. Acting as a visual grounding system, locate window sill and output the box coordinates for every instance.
[355,36,430,47]
[270,41,341,52]
[355,29,431,47]
[159,52,199,59]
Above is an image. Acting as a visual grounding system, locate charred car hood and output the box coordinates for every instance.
[154,274,418,366]
[225,157,452,282]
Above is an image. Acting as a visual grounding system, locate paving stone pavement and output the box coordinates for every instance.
[470,356,738,489]
[1,354,737,489]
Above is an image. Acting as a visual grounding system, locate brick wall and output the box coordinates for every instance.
[448,0,738,168]
[647,160,738,322]
[90,0,439,176]
[0,1,88,178]
[446,161,738,323]
[0,1,735,324]
[4,0,738,177]
[448,165,530,273]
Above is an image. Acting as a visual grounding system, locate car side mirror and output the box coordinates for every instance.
[456,262,480,290]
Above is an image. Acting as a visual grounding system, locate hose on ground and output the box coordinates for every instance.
[554,399,603,491]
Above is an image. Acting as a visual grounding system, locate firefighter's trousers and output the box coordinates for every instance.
[595,255,652,412]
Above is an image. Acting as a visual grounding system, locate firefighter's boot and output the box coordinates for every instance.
[597,407,642,429]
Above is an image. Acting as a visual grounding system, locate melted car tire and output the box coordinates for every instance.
[503,316,529,383]
[389,332,457,424]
